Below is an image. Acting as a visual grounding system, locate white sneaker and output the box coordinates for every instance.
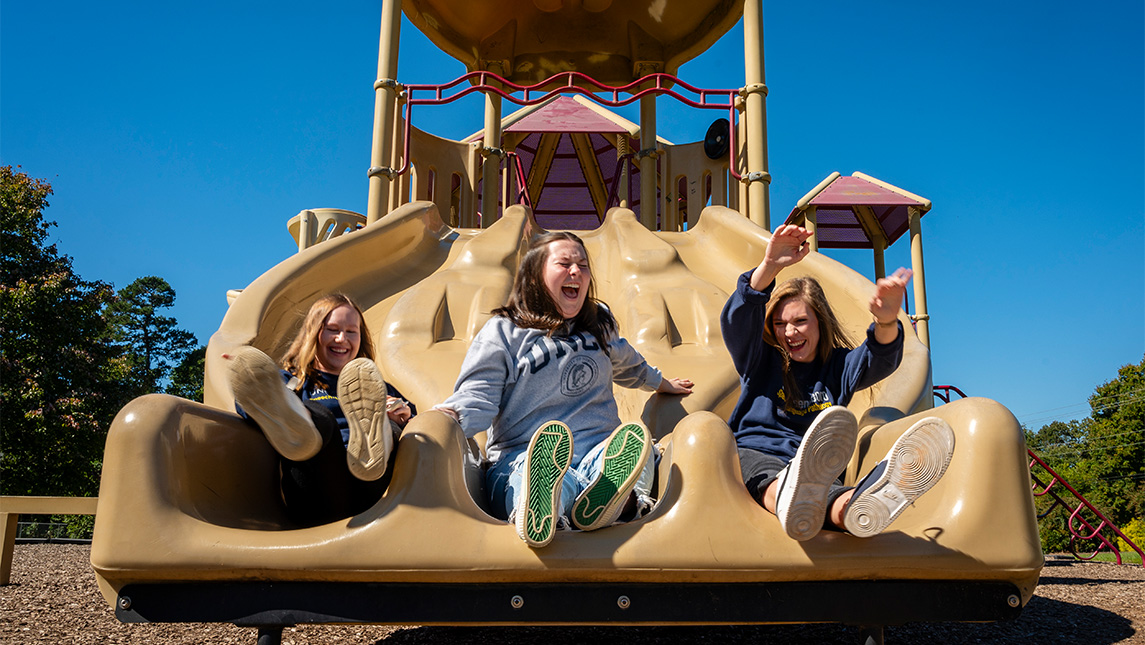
[228,346,321,461]
[774,406,858,541]
[843,417,956,538]
[338,358,394,482]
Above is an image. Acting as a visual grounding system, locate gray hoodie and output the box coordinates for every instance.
[440,314,663,464]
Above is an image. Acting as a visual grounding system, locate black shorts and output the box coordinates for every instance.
[737,446,852,511]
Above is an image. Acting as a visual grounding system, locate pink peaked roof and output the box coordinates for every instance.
[785,174,930,249]
[505,96,630,134]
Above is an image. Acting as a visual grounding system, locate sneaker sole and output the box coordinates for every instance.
[844,417,956,538]
[338,358,394,482]
[571,422,651,531]
[776,407,858,541]
[516,421,573,547]
[229,346,321,461]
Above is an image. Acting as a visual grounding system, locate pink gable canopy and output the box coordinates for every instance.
[505,96,630,134]
[785,174,928,249]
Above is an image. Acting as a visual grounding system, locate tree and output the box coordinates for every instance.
[166,346,206,402]
[1084,357,1145,521]
[105,276,198,396]
[1026,355,1145,553]
[0,166,131,496]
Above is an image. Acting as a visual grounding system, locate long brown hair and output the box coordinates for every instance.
[281,293,375,390]
[761,276,853,404]
[493,231,617,350]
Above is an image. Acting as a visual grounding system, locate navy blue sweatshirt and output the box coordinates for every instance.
[721,270,903,460]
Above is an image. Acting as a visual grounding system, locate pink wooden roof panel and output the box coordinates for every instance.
[808,175,924,207]
[505,96,629,134]
[784,176,928,249]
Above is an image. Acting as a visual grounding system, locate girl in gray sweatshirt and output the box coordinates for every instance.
[436,232,692,547]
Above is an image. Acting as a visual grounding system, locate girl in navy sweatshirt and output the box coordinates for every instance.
[721,224,954,541]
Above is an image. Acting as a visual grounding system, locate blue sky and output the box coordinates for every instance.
[3,1,1142,429]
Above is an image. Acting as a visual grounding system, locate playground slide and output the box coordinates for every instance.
[90,202,1043,627]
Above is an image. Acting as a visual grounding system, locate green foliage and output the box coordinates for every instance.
[105,276,198,396]
[166,346,206,402]
[63,514,96,540]
[0,166,133,496]
[1117,517,1145,554]
[1027,355,1145,554]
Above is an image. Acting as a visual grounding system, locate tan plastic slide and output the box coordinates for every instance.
[91,202,1043,627]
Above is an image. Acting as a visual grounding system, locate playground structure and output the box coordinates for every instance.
[90,2,1045,643]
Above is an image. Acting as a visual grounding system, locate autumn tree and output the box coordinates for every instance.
[0,166,131,495]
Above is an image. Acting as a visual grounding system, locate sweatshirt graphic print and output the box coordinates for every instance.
[441,314,662,465]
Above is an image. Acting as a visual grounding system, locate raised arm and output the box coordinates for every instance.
[869,267,913,344]
[750,225,812,290]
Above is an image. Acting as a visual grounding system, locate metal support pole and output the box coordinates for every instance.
[909,206,931,349]
[481,89,503,227]
[389,99,406,214]
[617,134,630,208]
[805,206,818,252]
[639,95,657,229]
[742,0,771,229]
[365,0,402,225]
[505,155,518,209]
[463,142,480,227]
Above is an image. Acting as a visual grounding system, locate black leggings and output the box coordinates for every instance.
[279,401,394,527]
[737,447,852,525]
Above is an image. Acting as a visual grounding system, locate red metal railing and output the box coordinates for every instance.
[1027,450,1144,566]
[932,384,968,404]
[505,152,533,209]
[934,385,1144,568]
[390,71,742,181]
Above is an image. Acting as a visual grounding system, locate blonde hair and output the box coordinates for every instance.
[281,293,375,390]
[762,276,853,403]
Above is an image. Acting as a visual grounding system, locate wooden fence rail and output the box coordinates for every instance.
[0,496,99,585]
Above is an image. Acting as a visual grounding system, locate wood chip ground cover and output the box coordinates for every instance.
[1,545,1141,644]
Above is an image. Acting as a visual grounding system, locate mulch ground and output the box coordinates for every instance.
[1,544,1142,644]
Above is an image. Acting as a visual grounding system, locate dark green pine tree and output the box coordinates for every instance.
[105,276,199,398]
[166,346,207,403]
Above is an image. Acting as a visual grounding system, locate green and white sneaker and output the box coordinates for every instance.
[843,416,955,538]
[516,421,574,547]
[571,422,651,531]
[337,358,394,482]
[228,346,321,461]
